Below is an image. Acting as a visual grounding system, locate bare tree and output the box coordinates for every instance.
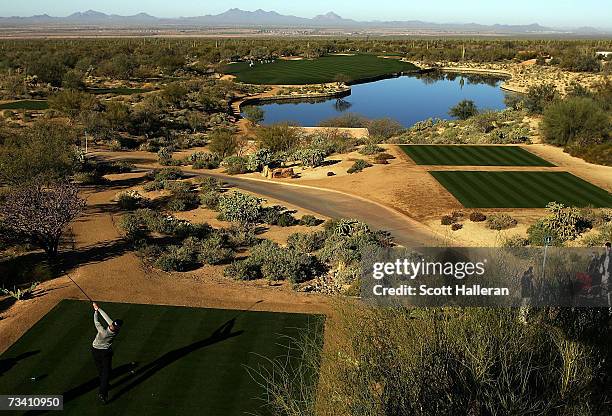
[0,182,86,257]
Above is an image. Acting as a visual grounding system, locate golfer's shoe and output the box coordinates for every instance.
[97,394,108,404]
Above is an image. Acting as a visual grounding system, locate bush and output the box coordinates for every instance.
[167,191,200,211]
[247,148,275,172]
[154,245,198,272]
[487,213,518,230]
[153,168,182,182]
[372,152,395,164]
[367,118,404,139]
[347,159,372,174]
[255,123,302,153]
[117,190,146,210]
[186,236,234,265]
[358,143,384,156]
[224,260,261,281]
[541,97,609,146]
[502,235,529,248]
[441,215,454,225]
[200,190,221,209]
[221,225,259,248]
[218,191,264,225]
[191,153,221,169]
[287,232,326,253]
[222,155,249,175]
[197,176,224,193]
[469,212,487,222]
[449,100,478,120]
[299,214,321,226]
[292,147,327,168]
[208,128,240,158]
[451,223,463,231]
[524,84,558,114]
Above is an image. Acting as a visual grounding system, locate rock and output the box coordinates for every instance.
[267,167,295,179]
[327,171,336,176]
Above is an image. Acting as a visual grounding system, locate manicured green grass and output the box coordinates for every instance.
[223,55,418,84]
[0,100,48,110]
[400,145,555,166]
[430,171,612,208]
[0,300,323,415]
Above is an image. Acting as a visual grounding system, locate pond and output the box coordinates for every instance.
[247,72,511,127]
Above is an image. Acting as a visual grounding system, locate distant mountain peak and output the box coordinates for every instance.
[315,11,343,19]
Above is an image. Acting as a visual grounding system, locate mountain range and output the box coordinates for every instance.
[0,8,607,34]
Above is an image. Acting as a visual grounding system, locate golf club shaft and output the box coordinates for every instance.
[65,271,93,302]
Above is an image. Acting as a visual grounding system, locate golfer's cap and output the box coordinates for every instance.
[113,319,123,328]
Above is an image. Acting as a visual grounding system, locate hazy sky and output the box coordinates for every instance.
[1,0,609,28]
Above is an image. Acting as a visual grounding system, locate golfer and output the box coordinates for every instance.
[91,302,122,404]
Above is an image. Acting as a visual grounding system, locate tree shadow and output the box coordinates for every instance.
[0,350,40,376]
[110,317,243,402]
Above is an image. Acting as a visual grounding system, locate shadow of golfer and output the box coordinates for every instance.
[24,362,139,415]
[109,317,243,402]
[0,350,40,376]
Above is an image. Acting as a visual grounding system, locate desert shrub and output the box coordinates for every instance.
[197,177,224,193]
[247,148,275,171]
[524,84,558,114]
[372,152,395,164]
[208,128,240,158]
[319,113,368,128]
[153,167,182,181]
[292,147,327,168]
[287,231,326,253]
[117,190,147,210]
[221,225,259,248]
[255,123,303,153]
[526,219,561,246]
[261,205,297,227]
[167,188,200,211]
[157,147,174,164]
[367,118,404,139]
[185,236,234,265]
[358,143,384,156]
[565,142,612,166]
[164,180,191,193]
[74,172,105,185]
[224,259,261,281]
[469,212,487,222]
[487,213,518,230]
[200,190,221,209]
[502,235,530,248]
[143,180,165,192]
[119,212,149,240]
[218,191,264,225]
[581,223,612,246]
[191,152,221,169]
[449,100,478,120]
[222,155,249,175]
[541,97,609,146]
[269,305,611,416]
[451,223,463,231]
[441,215,454,225]
[247,240,321,283]
[347,159,372,174]
[154,244,198,272]
[299,215,322,226]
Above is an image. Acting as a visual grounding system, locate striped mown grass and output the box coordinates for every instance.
[222,55,418,85]
[431,171,612,208]
[0,100,48,110]
[400,145,555,166]
[0,300,323,416]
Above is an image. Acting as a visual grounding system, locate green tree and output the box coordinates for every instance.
[208,128,240,158]
[0,121,78,185]
[449,100,478,120]
[255,123,302,153]
[524,84,558,114]
[541,97,609,146]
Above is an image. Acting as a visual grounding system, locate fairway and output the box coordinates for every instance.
[0,100,48,110]
[431,171,612,208]
[0,300,323,416]
[223,55,418,84]
[400,145,555,166]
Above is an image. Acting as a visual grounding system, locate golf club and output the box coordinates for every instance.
[64,270,93,302]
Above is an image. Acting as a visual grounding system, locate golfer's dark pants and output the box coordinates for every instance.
[91,347,113,397]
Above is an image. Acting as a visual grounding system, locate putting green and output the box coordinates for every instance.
[0,100,48,111]
[431,171,612,208]
[222,55,418,85]
[0,300,323,415]
[399,145,555,166]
